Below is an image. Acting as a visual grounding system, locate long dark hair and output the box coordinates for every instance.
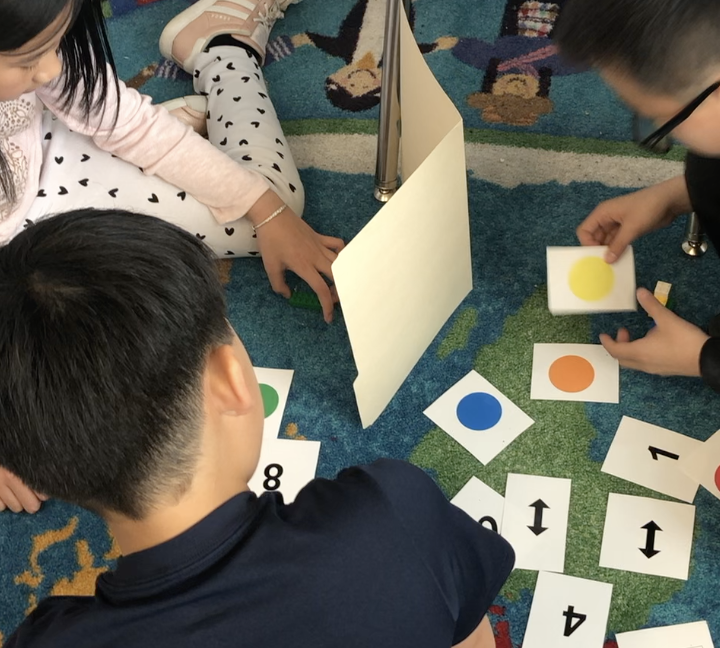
[0,0,118,207]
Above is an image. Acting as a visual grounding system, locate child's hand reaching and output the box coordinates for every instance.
[600,288,710,376]
[577,176,691,263]
[0,467,46,514]
[246,191,345,323]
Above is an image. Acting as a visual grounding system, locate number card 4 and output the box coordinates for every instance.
[248,438,321,504]
[602,416,701,503]
[450,476,505,534]
[523,572,613,648]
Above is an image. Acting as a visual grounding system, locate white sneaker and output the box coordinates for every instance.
[159,0,302,72]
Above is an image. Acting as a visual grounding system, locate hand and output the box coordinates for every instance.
[577,176,691,263]
[0,467,47,514]
[247,193,344,323]
[600,288,710,376]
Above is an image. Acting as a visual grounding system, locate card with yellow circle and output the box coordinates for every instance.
[546,246,636,315]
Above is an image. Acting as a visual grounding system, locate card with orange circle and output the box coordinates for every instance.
[531,344,619,403]
[546,246,636,315]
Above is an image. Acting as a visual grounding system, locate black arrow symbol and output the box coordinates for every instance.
[640,521,662,558]
[648,446,680,461]
[528,499,549,536]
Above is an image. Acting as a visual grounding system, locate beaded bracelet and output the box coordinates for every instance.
[251,204,287,232]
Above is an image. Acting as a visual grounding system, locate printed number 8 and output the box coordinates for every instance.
[263,463,284,491]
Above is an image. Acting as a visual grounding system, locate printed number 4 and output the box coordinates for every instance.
[263,463,284,491]
[563,606,586,637]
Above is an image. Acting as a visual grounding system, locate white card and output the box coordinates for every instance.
[602,416,701,503]
[450,476,505,534]
[679,428,720,501]
[547,245,636,315]
[248,438,321,504]
[616,621,714,648]
[523,572,613,648]
[599,493,695,580]
[501,474,572,572]
[253,367,294,439]
[531,343,620,403]
[424,371,534,465]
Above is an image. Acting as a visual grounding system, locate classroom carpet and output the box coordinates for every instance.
[1,0,719,646]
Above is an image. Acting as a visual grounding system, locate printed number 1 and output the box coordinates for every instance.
[263,463,284,491]
[562,606,587,637]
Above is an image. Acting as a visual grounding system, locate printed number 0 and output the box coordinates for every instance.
[478,515,499,533]
[263,464,284,491]
[563,606,587,637]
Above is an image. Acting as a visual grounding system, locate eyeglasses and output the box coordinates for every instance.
[639,80,720,153]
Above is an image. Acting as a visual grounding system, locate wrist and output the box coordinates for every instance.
[659,176,693,217]
[245,189,285,227]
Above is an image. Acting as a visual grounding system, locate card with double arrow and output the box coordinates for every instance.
[602,416,701,503]
[500,473,572,572]
[599,493,696,580]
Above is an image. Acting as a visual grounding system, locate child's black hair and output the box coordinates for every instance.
[0,0,118,205]
[0,209,232,519]
[554,0,720,97]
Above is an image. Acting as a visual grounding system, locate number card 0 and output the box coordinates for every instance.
[248,438,321,504]
[450,476,505,534]
[523,572,613,648]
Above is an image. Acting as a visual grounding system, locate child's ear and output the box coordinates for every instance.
[204,344,255,416]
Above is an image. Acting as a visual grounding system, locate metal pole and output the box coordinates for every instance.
[682,212,708,257]
[373,0,404,202]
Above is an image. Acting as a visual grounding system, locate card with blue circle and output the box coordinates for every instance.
[423,370,534,465]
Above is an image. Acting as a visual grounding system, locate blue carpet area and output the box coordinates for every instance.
[1,1,719,646]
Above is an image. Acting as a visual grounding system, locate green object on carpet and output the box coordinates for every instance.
[437,308,478,360]
[289,288,323,312]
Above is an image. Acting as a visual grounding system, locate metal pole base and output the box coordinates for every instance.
[374,184,398,203]
[682,212,708,257]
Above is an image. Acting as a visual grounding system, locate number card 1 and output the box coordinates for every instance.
[602,416,701,503]
[616,621,714,648]
[523,572,613,648]
[248,438,321,504]
[450,476,505,534]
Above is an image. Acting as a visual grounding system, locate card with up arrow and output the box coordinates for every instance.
[500,473,572,573]
[599,493,696,580]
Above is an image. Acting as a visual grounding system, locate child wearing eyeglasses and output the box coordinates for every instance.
[553,0,720,393]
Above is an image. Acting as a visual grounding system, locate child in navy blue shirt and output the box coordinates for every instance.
[0,209,514,648]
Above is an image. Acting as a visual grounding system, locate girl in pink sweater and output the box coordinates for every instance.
[0,0,344,513]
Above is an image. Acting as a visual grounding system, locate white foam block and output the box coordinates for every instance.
[424,371,534,465]
[501,473,572,572]
[523,572,613,648]
[547,245,636,315]
[531,343,619,403]
[616,621,714,648]
[248,438,321,504]
[450,476,505,534]
[599,493,695,580]
[602,416,701,503]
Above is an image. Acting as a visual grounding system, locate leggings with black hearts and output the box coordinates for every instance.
[23,44,304,258]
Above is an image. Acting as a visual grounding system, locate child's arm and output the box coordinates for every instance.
[37,72,343,322]
[577,176,690,263]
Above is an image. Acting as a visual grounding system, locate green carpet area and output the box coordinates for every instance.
[1,1,720,646]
